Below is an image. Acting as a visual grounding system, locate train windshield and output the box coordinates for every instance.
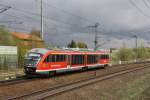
[25,53,42,67]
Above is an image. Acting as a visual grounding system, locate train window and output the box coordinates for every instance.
[106,55,109,59]
[87,55,98,64]
[100,54,109,59]
[56,55,66,62]
[52,55,56,62]
[44,55,52,62]
[44,55,66,62]
[71,55,84,65]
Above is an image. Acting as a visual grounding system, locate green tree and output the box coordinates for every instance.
[117,46,134,61]
[67,40,77,48]
[136,45,150,60]
[77,41,88,48]
[0,26,16,46]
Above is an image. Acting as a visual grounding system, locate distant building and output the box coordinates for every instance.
[11,32,45,48]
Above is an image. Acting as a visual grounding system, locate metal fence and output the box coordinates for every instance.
[0,54,18,70]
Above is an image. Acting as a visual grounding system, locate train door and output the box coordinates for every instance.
[67,54,71,68]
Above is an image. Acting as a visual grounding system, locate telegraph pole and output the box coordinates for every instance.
[88,23,99,50]
[41,0,44,40]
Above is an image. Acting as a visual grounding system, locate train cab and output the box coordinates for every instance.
[24,48,48,75]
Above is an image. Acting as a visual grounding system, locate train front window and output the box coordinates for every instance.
[25,53,42,67]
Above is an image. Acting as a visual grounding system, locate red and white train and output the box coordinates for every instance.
[24,48,110,76]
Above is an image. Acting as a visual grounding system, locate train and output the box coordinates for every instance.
[24,48,110,76]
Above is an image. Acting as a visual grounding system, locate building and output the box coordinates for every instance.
[11,32,45,48]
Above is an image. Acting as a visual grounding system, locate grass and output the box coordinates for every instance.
[116,68,150,100]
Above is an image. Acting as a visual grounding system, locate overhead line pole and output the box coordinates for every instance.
[88,23,99,51]
[41,0,44,40]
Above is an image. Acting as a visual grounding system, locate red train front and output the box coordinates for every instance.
[24,48,110,76]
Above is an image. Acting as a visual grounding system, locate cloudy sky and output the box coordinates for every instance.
[0,0,150,48]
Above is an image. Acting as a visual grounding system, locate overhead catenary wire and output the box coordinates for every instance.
[0,2,114,39]
[43,1,95,24]
[3,12,78,34]
[0,6,78,33]
[0,4,78,27]
[143,0,150,10]
[0,2,100,35]
[129,0,150,18]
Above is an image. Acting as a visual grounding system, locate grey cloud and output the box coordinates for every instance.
[0,0,150,48]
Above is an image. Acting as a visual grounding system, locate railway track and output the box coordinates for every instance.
[7,62,150,100]
[0,75,41,87]
[0,61,147,87]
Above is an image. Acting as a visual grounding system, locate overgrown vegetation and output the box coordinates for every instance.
[0,26,16,46]
[111,45,150,62]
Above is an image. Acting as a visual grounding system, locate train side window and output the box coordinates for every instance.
[71,55,84,65]
[52,55,56,62]
[106,55,109,59]
[44,55,52,62]
[87,55,97,64]
[44,54,67,62]
[55,55,66,62]
[100,54,109,59]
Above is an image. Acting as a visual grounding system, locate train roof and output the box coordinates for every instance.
[28,48,110,55]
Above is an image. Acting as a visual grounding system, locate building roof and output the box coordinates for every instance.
[11,32,42,41]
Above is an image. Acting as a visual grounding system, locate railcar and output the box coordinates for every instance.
[24,48,110,76]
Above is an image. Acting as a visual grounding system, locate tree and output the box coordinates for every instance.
[136,45,150,60]
[117,46,134,61]
[77,41,88,48]
[67,40,77,48]
[0,26,16,46]
[30,29,41,38]
[67,40,88,48]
